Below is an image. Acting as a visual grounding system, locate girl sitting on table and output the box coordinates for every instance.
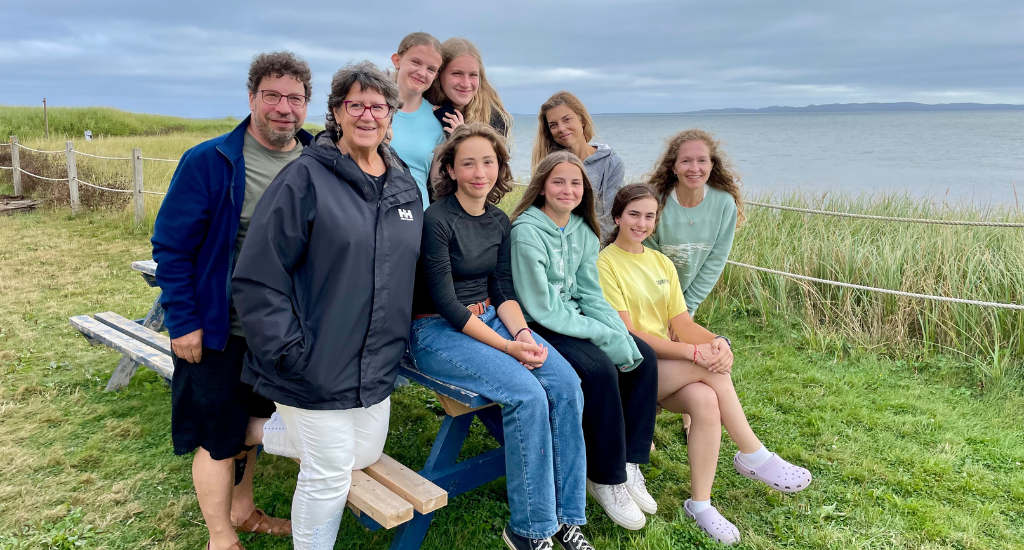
[509,150,659,531]
[596,183,811,546]
[409,123,595,550]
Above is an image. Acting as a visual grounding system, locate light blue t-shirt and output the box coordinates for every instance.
[391,99,444,210]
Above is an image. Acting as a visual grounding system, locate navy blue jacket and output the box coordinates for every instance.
[151,116,314,351]
[233,132,423,409]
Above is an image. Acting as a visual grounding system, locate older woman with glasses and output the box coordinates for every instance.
[232,60,423,550]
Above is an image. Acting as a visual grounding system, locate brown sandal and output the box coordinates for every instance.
[234,508,292,537]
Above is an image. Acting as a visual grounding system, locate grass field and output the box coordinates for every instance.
[1,207,1023,549]
[2,107,1023,549]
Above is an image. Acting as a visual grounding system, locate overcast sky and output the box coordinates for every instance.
[2,0,1022,118]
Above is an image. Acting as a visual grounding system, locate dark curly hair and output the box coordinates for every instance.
[246,51,313,99]
[431,122,514,206]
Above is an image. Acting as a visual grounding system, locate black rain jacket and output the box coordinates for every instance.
[232,131,423,410]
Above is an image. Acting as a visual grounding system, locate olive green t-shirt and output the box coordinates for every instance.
[229,131,303,336]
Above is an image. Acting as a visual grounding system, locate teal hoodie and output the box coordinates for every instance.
[510,206,643,371]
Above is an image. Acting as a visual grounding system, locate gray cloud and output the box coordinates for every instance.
[1,0,1021,117]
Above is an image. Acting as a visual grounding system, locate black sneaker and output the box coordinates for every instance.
[553,524,596,550]
[502,524,554,550]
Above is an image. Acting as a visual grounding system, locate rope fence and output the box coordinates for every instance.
[16,167,67,182]
[140,156,180,163]
[15,143,65,154]
[76,178,133,194]
[73,150,132,161]
[746,200,1024,228]
[140,190,167,196]
[727,260,1024,311]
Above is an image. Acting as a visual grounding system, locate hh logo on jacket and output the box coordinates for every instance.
[399,209,414,221]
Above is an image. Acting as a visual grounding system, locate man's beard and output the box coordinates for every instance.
[254,114,299,148]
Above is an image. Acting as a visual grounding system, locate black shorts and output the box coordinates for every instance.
[171,334,276,460]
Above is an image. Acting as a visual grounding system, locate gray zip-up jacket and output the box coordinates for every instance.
[232,131,423,410]
[584,143,626,239]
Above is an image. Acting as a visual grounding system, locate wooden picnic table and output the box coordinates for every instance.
[69,260,507,550]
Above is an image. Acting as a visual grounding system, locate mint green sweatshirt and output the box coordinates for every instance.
[644,186,737,314]
[511,207,643,371]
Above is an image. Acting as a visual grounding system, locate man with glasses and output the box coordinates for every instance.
[152,51,313,550]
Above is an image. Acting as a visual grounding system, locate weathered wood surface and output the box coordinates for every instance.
[363,454,447,514]
[10,136,21,195]
[347,470,415,529]
[130,260,158,287]
[435,394,497,418]
[66,141,80,215]
[0,197,41,215]
[131,148,144,225]
[398,363,491,409]
[69,315,174,380]
[95,312,171,354]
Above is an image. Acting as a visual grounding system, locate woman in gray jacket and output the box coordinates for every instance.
[232,61,422,550]
[532,91,626,238]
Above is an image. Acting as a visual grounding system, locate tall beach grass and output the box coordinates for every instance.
[697,191,1024,389]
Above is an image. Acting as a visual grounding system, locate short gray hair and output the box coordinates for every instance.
[325,61,402,135]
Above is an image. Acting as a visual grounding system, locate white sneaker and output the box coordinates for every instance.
[586,479,646,530]
[624,463,658,514]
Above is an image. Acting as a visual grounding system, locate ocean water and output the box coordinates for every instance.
[506,111,1024,207]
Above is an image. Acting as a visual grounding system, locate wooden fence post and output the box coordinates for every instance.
[132,148,144,225]
[10,136,21,196]
[66,141,80,214]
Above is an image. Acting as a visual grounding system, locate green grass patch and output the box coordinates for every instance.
[1,210,1023,549]
[0,106,240,141]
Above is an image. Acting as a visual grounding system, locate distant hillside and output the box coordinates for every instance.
[683,102,1024,115]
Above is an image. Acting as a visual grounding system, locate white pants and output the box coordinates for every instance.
[266,398,391,550]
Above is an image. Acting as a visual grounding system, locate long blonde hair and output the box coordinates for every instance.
[431,122,514,206]
[647,129,745,227]
[510,151,601,239]
[426,38,513,136]
[531,91,597,171]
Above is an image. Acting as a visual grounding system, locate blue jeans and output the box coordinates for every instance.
[410,307,586,539]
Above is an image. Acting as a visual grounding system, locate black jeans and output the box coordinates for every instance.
[531,325,659,485]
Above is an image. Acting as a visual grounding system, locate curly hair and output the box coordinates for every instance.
[246,51,312,99]
[647,129,745,227]
[510,150,601,240]
[530,91,597,171]
[325,61,402,136]
[431,122,514,206]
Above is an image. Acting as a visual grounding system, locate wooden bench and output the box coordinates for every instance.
[70,260,508,550]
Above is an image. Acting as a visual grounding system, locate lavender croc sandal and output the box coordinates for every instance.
[734,452,812,493]
[683,499,740,545]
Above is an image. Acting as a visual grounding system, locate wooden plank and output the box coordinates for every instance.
[130,260,157,277]
[347,470,413,529]
[94,311,171,354]
[436,394,496,418]
[69,315,174,380]
[398,363,491,409]
[363,454,447,514]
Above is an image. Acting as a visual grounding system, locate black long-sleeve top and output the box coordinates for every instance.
[412,193,518,330]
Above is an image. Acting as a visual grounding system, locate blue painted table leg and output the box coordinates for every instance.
[476,405,505,445]
[388,511,434,550]
[423,413,474,473]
